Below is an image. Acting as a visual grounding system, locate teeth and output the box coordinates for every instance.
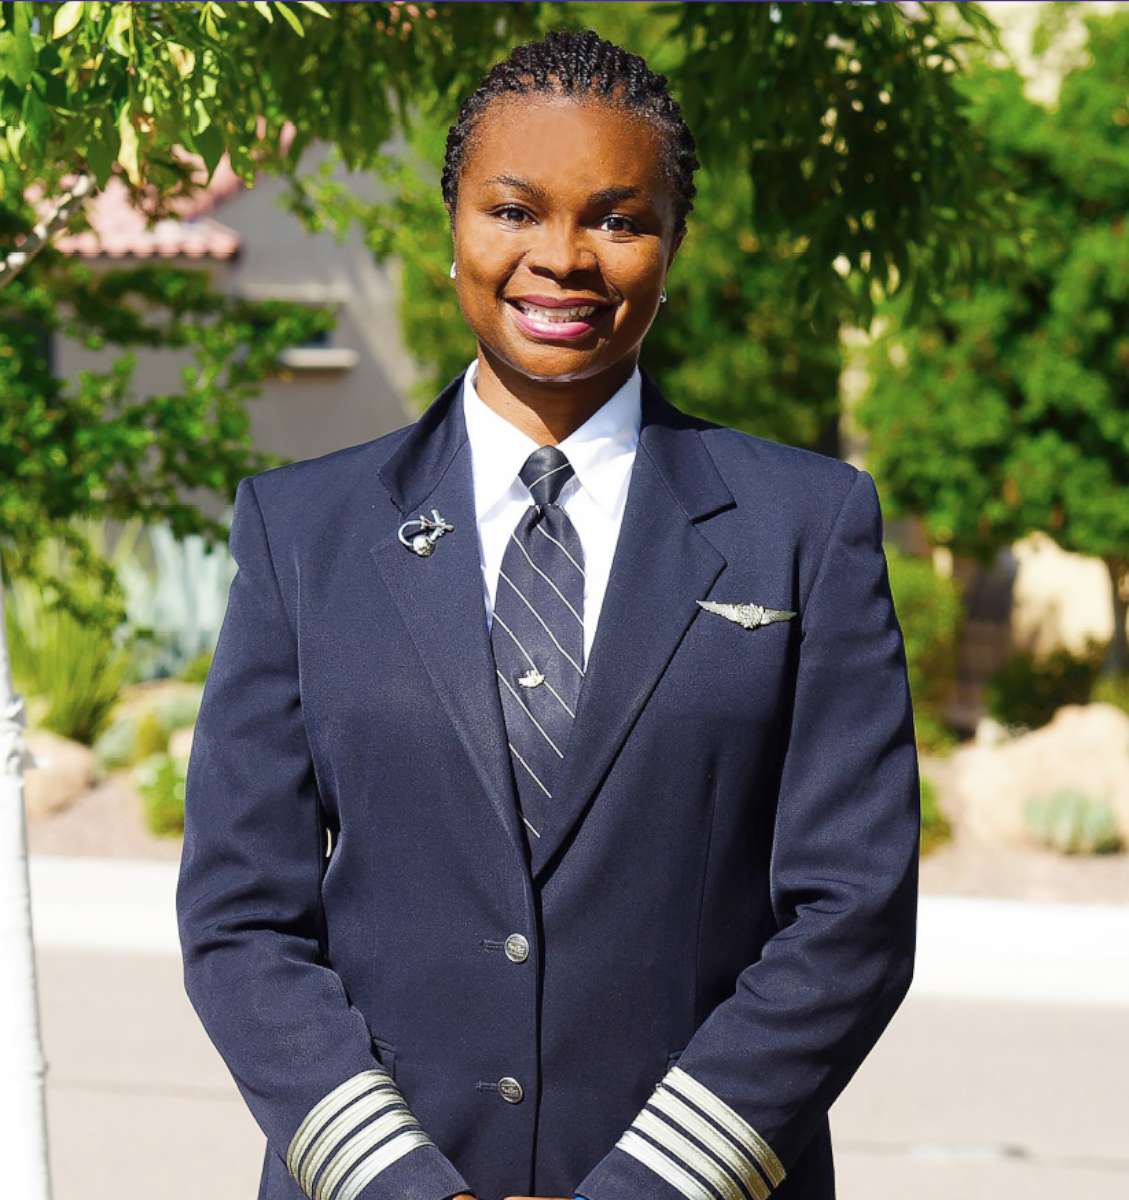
[515,301,601,322]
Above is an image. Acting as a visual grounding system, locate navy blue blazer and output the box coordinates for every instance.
[176,364,919,1200]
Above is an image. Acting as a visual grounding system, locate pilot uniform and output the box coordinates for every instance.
[175,358,920,1200]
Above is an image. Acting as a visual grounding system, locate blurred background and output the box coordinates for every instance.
[1,3,1126,1198]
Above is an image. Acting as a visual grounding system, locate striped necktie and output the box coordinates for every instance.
[489,445,586,858]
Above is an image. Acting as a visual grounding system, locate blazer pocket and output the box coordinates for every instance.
[370,1033,398,1081]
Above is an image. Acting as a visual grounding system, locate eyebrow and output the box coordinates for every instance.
[483,174,643,207]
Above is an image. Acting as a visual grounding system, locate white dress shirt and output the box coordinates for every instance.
[460,355,642,667]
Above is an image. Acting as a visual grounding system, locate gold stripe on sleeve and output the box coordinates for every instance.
[663,1067,786,1189]
[616,1128,719,1200]
[286,1069,391,1182]
[332,1128,436,1200]
[648,1087,771,1200]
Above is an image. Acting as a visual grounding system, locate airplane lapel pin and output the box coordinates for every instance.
[696,600,797,630]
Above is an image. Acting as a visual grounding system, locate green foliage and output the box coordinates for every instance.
[920,773,951,856]
[0,260,329,632]
[0,3,537,214]
[133,708,169,760]
[855,7,1129,670]
[1023,787,1123,856]
[885,546,963,753]
[4,537,132,744]
[92,684,201,769]
[1092,672,1129,718]
[133,751,186,837]
[985,639,1105,732]
[178,648,213,684]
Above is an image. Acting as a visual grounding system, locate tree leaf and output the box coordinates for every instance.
[253,2,274,22]
[166,41,196,78]
[52,2,86,41]
[273,3,305,37]
[117,104,140,185]
[0,30,36,88]
[297,1,332,16]
[105,5,132,58]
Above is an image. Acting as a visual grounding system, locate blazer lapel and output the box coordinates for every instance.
[527,368,734,881]
[368,366,736,886]
[369,370,529,873]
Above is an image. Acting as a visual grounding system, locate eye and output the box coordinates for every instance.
[602,214,640,234]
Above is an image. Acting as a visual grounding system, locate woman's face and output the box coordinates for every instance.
[449,93,684,386]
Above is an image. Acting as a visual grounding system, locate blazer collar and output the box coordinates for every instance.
[378,363,732,525]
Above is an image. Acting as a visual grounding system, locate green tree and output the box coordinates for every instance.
[856,6,1129,678]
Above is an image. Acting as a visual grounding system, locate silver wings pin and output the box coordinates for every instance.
[696,600,797,630]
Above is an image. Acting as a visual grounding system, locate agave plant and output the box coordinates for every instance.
[117,512,237,681]
[1023,788,1123,856]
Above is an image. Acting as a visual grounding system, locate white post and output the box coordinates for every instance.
[0,564,53,1199]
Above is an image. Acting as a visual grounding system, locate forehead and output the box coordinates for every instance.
[462,94,667,198]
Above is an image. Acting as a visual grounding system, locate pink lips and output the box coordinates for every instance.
[506,300,609,342]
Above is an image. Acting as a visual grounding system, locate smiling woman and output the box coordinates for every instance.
[440,29,694,444]
[176,26,919,1200]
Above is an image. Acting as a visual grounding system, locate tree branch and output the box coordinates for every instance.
[1,174,95,290]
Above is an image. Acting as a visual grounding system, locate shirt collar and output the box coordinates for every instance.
[460,356,641,521]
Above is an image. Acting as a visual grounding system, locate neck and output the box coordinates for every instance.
[473,348,637,445]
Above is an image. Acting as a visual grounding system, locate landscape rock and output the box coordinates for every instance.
[24,730,98,817]
[168,726,194,761]
[954,703,1129,849]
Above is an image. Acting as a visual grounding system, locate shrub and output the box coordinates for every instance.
[134,710,170,760]
[985,639,1104,732]
[133,752,186,837]
[885,546,963,753]
[179,650,214,684]
[1092,672,1129,717]
[4,559,132,746]
[920,773,951,856]
[1023,788,1123,855]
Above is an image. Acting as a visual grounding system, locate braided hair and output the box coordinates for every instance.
[441,28,699,241]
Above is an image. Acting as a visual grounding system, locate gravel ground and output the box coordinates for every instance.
[25,758,1129,905]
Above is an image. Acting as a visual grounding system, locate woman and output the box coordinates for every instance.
[176,28,919,1200]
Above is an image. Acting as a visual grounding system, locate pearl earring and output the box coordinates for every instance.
[660,286,667,304]
[450,261,457,279]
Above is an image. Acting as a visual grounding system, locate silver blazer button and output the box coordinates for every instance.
[497,1076,524,1104]
[504,933,529,963]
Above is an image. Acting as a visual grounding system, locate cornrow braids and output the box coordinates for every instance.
[441,28,699,241]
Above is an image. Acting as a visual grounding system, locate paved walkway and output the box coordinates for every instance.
[26,855,1129,1199]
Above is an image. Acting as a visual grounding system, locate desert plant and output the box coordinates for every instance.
[886,546,963,753]
[920,774,952,856]
[1023,788,1123,855]
[985,640,1105,731]
[118,520,237,681]
[133,752,186,837]
[3,548,132,746]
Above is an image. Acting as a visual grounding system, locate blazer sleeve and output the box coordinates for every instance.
[574,467,920,1200]
[175,476,471,1200]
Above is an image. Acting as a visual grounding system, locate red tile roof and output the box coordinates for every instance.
[31,123,296,262]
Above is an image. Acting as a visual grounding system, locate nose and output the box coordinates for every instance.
[527,219,598,279]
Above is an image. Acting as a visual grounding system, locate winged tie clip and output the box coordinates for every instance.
[696,600,797,630]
